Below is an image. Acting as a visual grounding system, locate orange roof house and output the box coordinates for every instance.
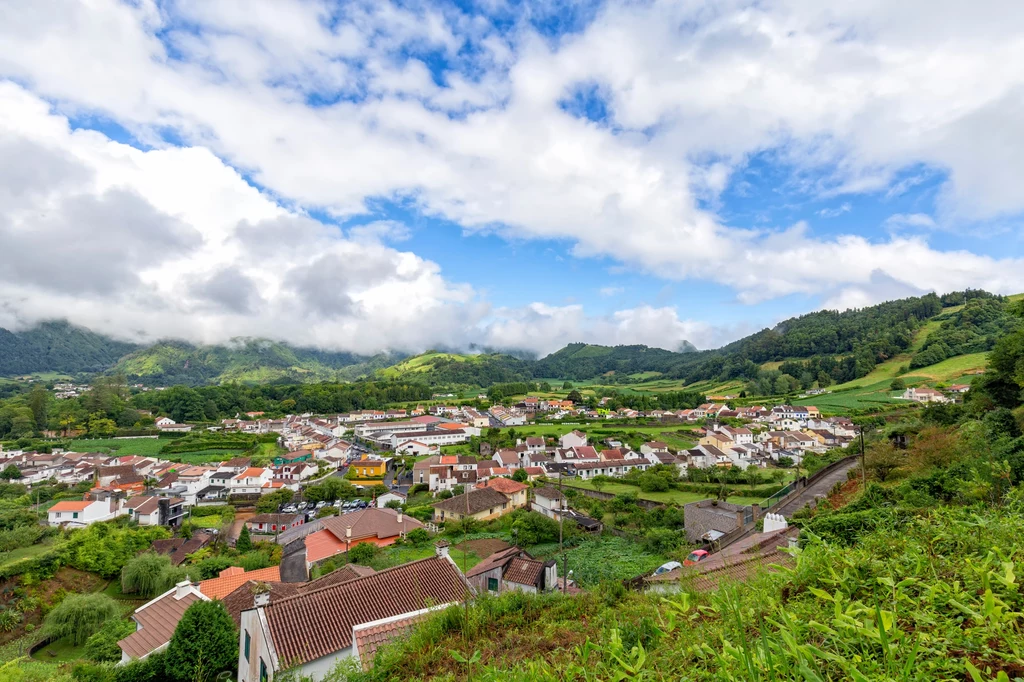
[303,508,424,566]
[199,566,282,599]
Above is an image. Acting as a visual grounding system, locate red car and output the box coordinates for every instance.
[684,549,709,566]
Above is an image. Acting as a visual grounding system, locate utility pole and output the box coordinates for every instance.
[558,470,566,594]
[859,427,867,488]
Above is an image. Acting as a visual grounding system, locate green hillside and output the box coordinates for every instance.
[0,320,139,376]
[111,339,396,385]
[376,351,532,386]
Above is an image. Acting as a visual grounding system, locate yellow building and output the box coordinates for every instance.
[350,456,388,479]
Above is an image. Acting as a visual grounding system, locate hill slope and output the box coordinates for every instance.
[376,351,533,386]
[0,321,140,376]
[111,339,397,385]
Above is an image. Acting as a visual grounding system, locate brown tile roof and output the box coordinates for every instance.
[220,580,303,626]
[125,496,159,514]
[98,465,134,479]
[169,532,214,566]
[223,457,252,467]
[320,508,424,542]
[503,557,545,587]
[304,564,377,590]
[200,566,282,599]
[431,488,510,516]
[525,437,545,446]
[262,556,467,667]
[353,612,429,670]
[464,546,521,578]
[248,513,304,527]
[532,486,563,501]
[118,586,206,660]
[150,538,184,557]
[476,478,527,495]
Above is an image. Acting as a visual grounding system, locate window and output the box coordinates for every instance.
[271,525,276,531]
[244,630,250,661]
[259,659,268,682]
[487,577,499,592]
[73,512,79,519]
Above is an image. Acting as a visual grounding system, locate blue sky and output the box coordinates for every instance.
[1,0,1024,355]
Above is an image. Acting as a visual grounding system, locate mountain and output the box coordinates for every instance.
[376,351,533,386]
[0,320,140,376]
[111,339,399,385]
[532,343,687,381]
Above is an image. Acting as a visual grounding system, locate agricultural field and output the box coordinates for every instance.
[68,437,166,457]
[533,536,668,587]
[562,479,764,507]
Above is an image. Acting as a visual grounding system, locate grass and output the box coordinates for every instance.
[562,479,763,506]
[69,437,166,457]
[903,352,987,382]
[29,638,87,664]
[0,541,59,575]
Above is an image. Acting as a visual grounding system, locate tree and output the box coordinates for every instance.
[44,594,120,646]
[566,390,584,404]
[27,385,49,431]
[0,465,21,481]
[86,413,117,438]
[865,442,904,483]
[638,472,670,492]
[347,542,378,565]
[405,528,430,546]
[890,378,906,391]
[562,381,573,390]
[235,524,253,553]
[121,553,186,598]
[511,468,528,483]
[164,600,237,682]
[84,618,136,662]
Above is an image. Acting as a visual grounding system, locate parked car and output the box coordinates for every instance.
[652,561,682,576]
[684,550,709,566]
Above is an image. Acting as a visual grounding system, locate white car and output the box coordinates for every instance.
[652,561,682,576]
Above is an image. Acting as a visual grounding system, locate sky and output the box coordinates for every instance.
[2,0,1024,358]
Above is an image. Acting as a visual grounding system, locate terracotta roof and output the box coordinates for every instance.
[525,437,545,446]
[260,556,467,667]
[98,465,134,479]
[248,513,303,527]
[223,457,252,467]
[321,508,424,543]
[125,496,159,514]
[200,566,282,599]
[465,546,520,578]
[494,450,519,465]
[353,612,428,670]
[118,586,206,660]
[503,557,545,587]
[150,538,184,556]
[49,500,92,512]
[476,478,528,495]
[235,467,267,479]
[304,528,349,564]
[432,488,510,516]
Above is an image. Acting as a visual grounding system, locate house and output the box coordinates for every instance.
[465,546,557,595]
[150,532,215,566]
[640,441,669,456]
[559,430,588,449]
[232,468,274,494]
[376,491,407,508]
[349,456,389,480]
[303,508,424,566]
[123,496,185,528]
[238,553,468,681]
[199,566,283,599]
[474,477,529,508]
[948,384,971,394]
[118,581,208,663]
[154,417,176,428]
[47,499,115,528]
[246,513,305,536]
[570,458,654,479]
[901,386,950,404]
[273,451,313,466]
[531,486,564,519]
[700,432,734,451]
[524,437,546,452]
[432,488,514,524]
[683,499,750,543]
[393,440,438,456]
[492,449,520,469]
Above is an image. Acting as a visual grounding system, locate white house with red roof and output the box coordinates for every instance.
[558,430,588,449]
[231,468,274,494]
[48,498,115,528]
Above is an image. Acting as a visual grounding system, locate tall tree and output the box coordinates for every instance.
[27,384,48,431]
[235,524,252,553]
[164,600,238,682]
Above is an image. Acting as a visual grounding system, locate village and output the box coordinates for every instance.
[0,388,892,681]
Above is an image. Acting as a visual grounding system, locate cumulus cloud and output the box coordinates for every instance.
[2,1,1024,351]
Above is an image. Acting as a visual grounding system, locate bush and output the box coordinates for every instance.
[44,593,120,646]
[121,553,186,598]
[72,663,115,682]
[638,473,670,492]
[85,618,136,663]
[404,528,430,546]
[0,609,21,632]
[405,506,433,523]
[643,528,681,554]
[509,510,561,546]
[347,542,378,565]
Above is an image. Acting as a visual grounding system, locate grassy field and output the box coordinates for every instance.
[563,479,763,506]
[0,541,58,575]
[162,448,249,464]
[902,352,987,382]
[69,437,166,456]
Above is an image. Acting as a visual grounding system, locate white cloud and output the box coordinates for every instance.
[598,286,623,297]
[817,202,851,218]
[2,0,1024,348]
[884,213,937,229]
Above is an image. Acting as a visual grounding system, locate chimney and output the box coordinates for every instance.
[345,527,351,539]
[735,509,745,529]
[435,540,450,558]
[396,511,403,524]
[174,580,192,600]
[254,591,270,608]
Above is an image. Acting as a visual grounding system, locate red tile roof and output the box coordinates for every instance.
[200,566,281,599]
[261,556,467,667]
[353,612,429,670]
[49,500,92,512]
[320,508,424,543]
[503,557,545,587]
[119,586,206,659]
[476,478,528,495]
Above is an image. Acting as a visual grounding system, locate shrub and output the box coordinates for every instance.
[85,619,136,663]
[638,473,670,492]
[0,609,21,632]
[44,593,120,646]
[164,601,237,682]
[121,553,186,598]
[642,528,681,554]
[405,528,430,546]
[347,542,378,565]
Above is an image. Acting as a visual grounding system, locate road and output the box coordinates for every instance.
[773,458,860,518]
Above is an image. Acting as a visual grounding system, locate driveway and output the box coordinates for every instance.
[774,459,860,518]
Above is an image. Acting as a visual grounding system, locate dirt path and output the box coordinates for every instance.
[228,510,254,545]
